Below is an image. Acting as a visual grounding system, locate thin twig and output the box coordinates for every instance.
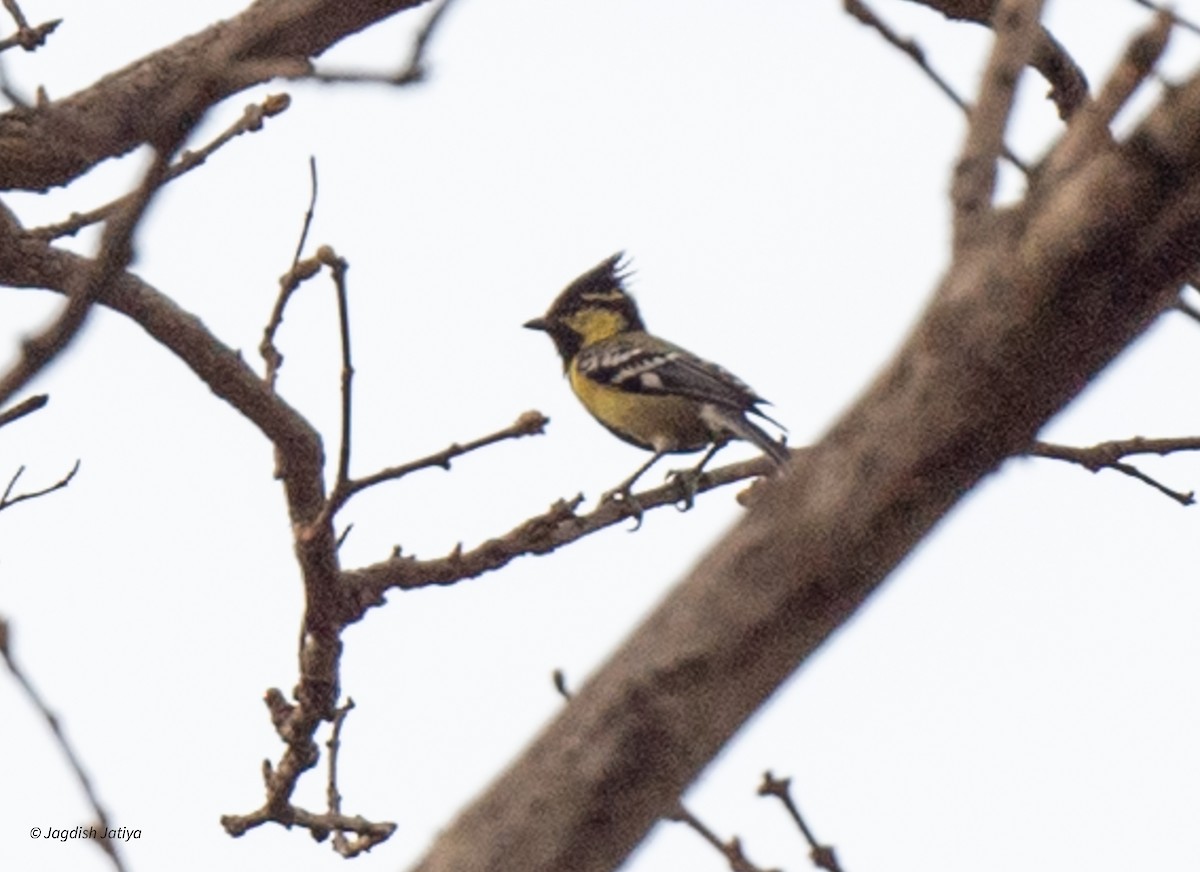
[260,257,321,389]
[322,699,386,857]
[1,616,129,872]
[0,392,46,429]
[314,410,551,533]
[30,94,291,240]
[896,0,1088,119]
[327,247,354,492]
[1029,436,1200,506]
[292,157,318,268]
[843,0,1029,174]
[0,17,58,53]
[261,165,323,390]
[668,805,781,872]
[1129,0,1200,37]
[309,0,458,85]
[551,669,572,700]
[758,772,844,872]
[0,459,79,513]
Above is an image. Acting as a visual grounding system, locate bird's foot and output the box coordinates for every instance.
[665,465,705,512]
[601,484,646,531]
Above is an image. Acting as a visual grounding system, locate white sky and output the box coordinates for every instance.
[2,1,1199,870]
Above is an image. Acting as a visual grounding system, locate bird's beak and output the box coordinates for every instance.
[523,317,550,332]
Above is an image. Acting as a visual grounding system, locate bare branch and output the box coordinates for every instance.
[668,805,781,872]
[328,248,354,494]
[0,126,195,408]
[324,699,393,857]
[1029,435,1200,505]
[342,450,780,611]
[842,0,1029,174]
[898,0,1088,119]
[1129,0,1200,38]
[0,458,79,513]
[0,0,433,192]
[292,157,319,268]
[1043,10,1171,182]
[322,410,551,528]
[951,0,1044,251]
[309,0,459,85]
[0,392,45,429]
[29,94,292,241]
[758,772,844,872]
[261,253,324,389]
[0,0,28,30]
[222,695,398,850]
[0,17,58,54]
[259,160,323,393]
[1,616,129,872]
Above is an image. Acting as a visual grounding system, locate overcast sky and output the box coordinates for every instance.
[3,2,1200,870]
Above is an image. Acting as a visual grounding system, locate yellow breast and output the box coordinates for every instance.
[568,360,711,454]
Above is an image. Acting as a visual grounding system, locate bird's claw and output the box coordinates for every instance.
[601,485,645,531]
[666,466,703,512]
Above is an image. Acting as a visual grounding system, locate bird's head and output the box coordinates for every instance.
[525,252,646,368]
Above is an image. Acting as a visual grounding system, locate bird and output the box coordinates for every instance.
[524,252,788,519]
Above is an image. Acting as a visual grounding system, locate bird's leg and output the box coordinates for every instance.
[601,450,666,529]
[666,441,726,511]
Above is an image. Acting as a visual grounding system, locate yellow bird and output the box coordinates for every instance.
[525,253,788,514]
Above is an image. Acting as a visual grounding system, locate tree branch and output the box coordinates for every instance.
[898,0,1089,119]
[0,134,188,408]
[1,616,128,872]
[0,392,45,429]
[0,0,433,191]
[1029,435,1200,505]
[0,459,79,513]
[843,0,1030,174]
[951,0,1043,251]
[28,93,292,240]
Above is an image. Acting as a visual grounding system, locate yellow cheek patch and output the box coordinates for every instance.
[563,308,627,345]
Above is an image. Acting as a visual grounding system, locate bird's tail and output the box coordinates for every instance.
[713,407,790,465]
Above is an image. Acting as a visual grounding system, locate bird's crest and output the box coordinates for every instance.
[544,252,643,330]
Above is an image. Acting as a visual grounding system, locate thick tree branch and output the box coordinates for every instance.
[0,0,432,191]
[408,21,1200,872]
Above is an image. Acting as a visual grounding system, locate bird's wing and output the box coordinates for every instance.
[577,334,770,414]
